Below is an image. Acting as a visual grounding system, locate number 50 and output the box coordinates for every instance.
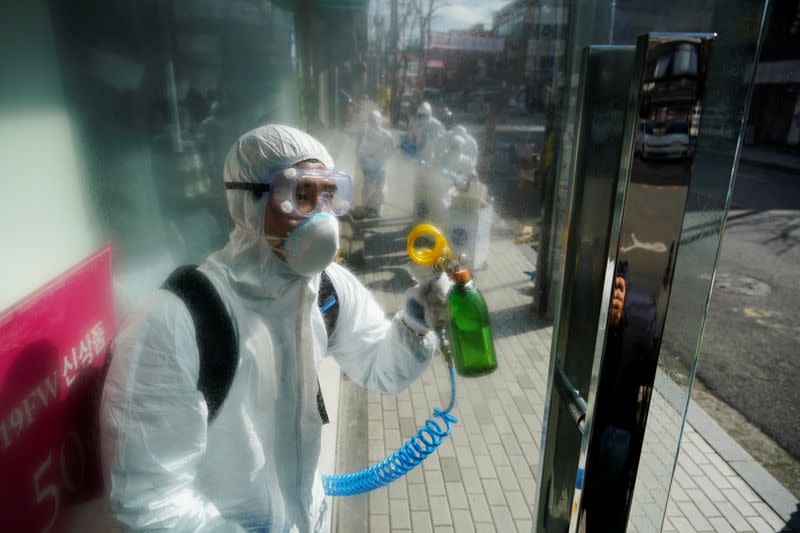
[33,433,86,533]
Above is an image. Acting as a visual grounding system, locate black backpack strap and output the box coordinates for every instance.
[163,265,239,424]
[318,269,339,337]
[162,266,336,426]
[315,269,340,425]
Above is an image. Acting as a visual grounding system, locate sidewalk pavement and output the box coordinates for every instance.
[739,145,800,173]
[325,147,797,532]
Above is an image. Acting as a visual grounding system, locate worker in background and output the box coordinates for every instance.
[450,125,479,169]
[441,135,476,182]
[409,101,444,164]
[357,110,394,217]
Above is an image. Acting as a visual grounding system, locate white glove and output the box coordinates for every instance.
[401,272,453,333]
[406,261,437,286]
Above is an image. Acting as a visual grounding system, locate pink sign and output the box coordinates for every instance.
[0,246,115,533]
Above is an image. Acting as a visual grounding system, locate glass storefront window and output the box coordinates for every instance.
[1,1,797,532]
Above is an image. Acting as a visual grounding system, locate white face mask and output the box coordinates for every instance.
[279,212,340,277]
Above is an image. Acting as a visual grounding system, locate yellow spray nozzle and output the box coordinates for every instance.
[407,223,450,266]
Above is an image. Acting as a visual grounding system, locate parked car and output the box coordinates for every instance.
[634,119,652,155]
[637,120,694,159]
[464,89,500,119]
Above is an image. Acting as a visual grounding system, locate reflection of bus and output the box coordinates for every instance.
[636,120,694,160]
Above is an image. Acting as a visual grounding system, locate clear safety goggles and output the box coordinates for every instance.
[226,167,353,217]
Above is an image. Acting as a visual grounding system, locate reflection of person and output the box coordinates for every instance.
[583,261,660,531]
[357,110,394,217]
[609,274,626,328]
[101,125,449,531]
[197,100,226,180]
[148,97,223,265]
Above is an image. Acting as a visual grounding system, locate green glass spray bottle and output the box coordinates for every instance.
[446,266,497,377]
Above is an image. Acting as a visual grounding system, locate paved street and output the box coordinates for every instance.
[698,162,800,479]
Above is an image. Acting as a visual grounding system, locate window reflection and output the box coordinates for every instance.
[4,0,793,531]
[581,35,714,531]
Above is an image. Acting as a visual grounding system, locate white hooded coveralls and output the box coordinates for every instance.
[101,125,438,532]
[409,103,444,164]
[358,111,394,214]
[441,136,476,179]
[358,111,393,176]
[450,126,479,169]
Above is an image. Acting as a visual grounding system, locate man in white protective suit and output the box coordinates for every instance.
[450,125,479,169]
[441,135,476,180]
[409,101,444,164]
[100,124,449,532]
[357,109,394,217]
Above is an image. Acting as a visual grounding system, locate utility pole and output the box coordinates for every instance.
[375,15,385,90]
[294,0,315,128]
[389,0,399,123]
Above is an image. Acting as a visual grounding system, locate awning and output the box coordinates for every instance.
[311,0,367,9]
[272,0,367,11]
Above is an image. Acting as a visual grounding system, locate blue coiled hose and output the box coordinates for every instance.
[322,365,458,496]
